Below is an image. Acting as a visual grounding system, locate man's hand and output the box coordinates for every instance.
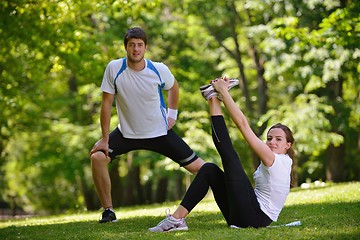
[167,108,178,130]
[90,138,109,156]
[167,117,176,130]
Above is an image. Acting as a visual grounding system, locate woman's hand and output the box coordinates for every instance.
[211,77,229,95]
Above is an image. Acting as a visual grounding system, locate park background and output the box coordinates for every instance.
[1,0,359,217]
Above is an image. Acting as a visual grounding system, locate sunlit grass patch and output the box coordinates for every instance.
[0,182,359,240]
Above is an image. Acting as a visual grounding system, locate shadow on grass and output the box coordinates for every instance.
[0,202,359,240]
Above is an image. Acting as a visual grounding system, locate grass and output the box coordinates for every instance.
[0,182,359,240]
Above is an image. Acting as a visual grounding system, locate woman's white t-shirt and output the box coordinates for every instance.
[254,153,292,221]
[100,58,175,139]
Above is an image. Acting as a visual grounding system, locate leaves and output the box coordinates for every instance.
[0,0,359,212]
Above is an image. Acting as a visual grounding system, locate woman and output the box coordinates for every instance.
[149,77,295,232]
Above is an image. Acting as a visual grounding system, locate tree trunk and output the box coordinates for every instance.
[155,177,168,203]
[175,172,185,200]
[325,75,345,182]
[291,158,299,187]
[133,164,142,204]
[326,143,345,182]
[123,152,135,205]
[143,179,153,204]
[80,175,100,210]
[109,160,123,207]
[358,130,360,180]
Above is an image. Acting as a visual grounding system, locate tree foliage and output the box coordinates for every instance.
[0,0,359,213]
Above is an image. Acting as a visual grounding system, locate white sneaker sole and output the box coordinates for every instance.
[166,226,188,232]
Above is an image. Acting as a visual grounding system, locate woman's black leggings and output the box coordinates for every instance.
[180,116,272,228]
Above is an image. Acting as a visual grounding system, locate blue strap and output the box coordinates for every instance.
[146,59,164,87]
[146,59,167,127]
[113,58,127,93]
[146,59,166,106]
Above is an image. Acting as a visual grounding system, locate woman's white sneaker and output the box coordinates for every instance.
[148,214,188,232]
[200,78,239,101]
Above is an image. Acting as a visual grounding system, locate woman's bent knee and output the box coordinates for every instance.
[200,162,222,173]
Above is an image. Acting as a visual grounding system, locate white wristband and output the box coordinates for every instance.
[167,108,178,120]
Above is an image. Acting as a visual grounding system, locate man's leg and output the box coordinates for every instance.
[90,152,113,208]
[143,129,206,174]
[183,157,206,174]
[91,151,118,223]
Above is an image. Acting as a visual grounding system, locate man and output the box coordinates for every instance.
[90,27,206,223]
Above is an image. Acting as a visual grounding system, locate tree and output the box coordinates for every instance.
[264,0,360,182]
[1,0,358,214]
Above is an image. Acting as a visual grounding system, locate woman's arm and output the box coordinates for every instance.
[212,79,275,167]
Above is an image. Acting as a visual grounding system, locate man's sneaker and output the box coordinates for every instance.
[148,214,188,232]
[200,84,219,100]
[99,208,118,223]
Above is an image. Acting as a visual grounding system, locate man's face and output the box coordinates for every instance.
[125,38,147,63]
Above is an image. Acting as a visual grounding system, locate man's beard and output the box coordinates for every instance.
[127,55,144,64]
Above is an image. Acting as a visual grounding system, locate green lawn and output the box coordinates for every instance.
[1,182,359,240]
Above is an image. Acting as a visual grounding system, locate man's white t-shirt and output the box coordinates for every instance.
[253,153,292,221]
[100,58,175,139]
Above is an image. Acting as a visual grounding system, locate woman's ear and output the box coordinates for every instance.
[286,142,292,150]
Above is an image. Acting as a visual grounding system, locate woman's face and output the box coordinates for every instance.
[266,128,291,155]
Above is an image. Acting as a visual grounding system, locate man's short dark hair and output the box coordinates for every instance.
[124,27,147,46]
